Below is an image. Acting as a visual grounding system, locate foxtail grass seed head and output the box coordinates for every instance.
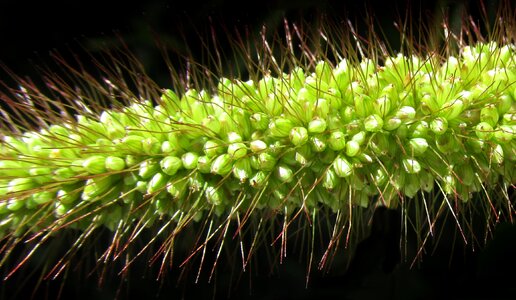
[0,8,515,296]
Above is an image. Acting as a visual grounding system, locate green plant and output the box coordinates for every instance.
[0,2,514,298]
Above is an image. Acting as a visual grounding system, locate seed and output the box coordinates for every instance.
[250,140,267,153]
[480,104,500,127]
[408,138,429,156]
[147,173,169,194]
[211,154,233,175]
[196,156,213,173]
[182,152,199,170]
[276,164,294,183]
[364,114,384,132]
[233,158,252,182]
[269,118,294,137]
[83,155,108,174]
[402,158,421,174]
[32,191,55,205]
[310,135,327,152]
[105,156,126,171]
[430,117,448,135]
[475,122,494,140]
[345,140,360,157]
[250,171,268,188]
[138,160,160,179]
[328,131,346,151]
[290,127,309,146]
[140,137,160,155]
[322,168,338,190]
[8,178,35,194]
[308,118,327,133]
[228,142,247,159]
[333,156,353,177]
[258,152,276,171]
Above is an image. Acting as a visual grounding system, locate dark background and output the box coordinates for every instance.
[0,0,487,86]
[0,0,515,299]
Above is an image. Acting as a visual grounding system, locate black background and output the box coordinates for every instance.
[0,0,515,299]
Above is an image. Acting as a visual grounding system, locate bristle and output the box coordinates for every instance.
[0,4,515,298]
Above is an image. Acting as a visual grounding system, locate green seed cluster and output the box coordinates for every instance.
[0,42,515,235]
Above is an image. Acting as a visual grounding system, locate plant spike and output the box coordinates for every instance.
[0,5,515,298]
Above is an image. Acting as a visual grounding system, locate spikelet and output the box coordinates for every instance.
[0,7,515,295]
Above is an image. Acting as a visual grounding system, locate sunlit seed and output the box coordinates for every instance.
[120,135,144,153]
[233,158,252,182]
[475,122,494,140]
[410,121,429,138]
[310,135,327,152]
[322,168,338,190]
[125,155,140,167]
[250,113,269,131]
[383,117,402,131]
[166,180,187,199]
[147,173,169,194]
[276,164,294,183]
[269,118,294,137]
[328,131,346,150]
[206,185,224,206]
[105,156,126,171]
[83,155,108,174]
[138,160,160,179]
[430,117,448,135]
[480,103,500,127]
[8,178,35,194]
[493,125,514,143]
[29,167,52,184]
[408,138,429,156]
[211,154,233,175]
[203,140,224,157]
[290,126,309,146]
[351,131,367,145]
[402,158,421,174]
[396,106,416,120]
[53,167,75,181]
[227,132,243,143]
[197,156,213,173]
[258,152,276,171]
[182,152,199,170]
[333,156,353,177]
[7,199,25,211]
[136,181,148,193]
[57,188,80,205]
[228,142,247,159]
[345,140,360,157]
[32,191,55,205]
[491,144,504,164]
[364,114,384,132]
[250,171,268,188]
[308,118,327,133]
